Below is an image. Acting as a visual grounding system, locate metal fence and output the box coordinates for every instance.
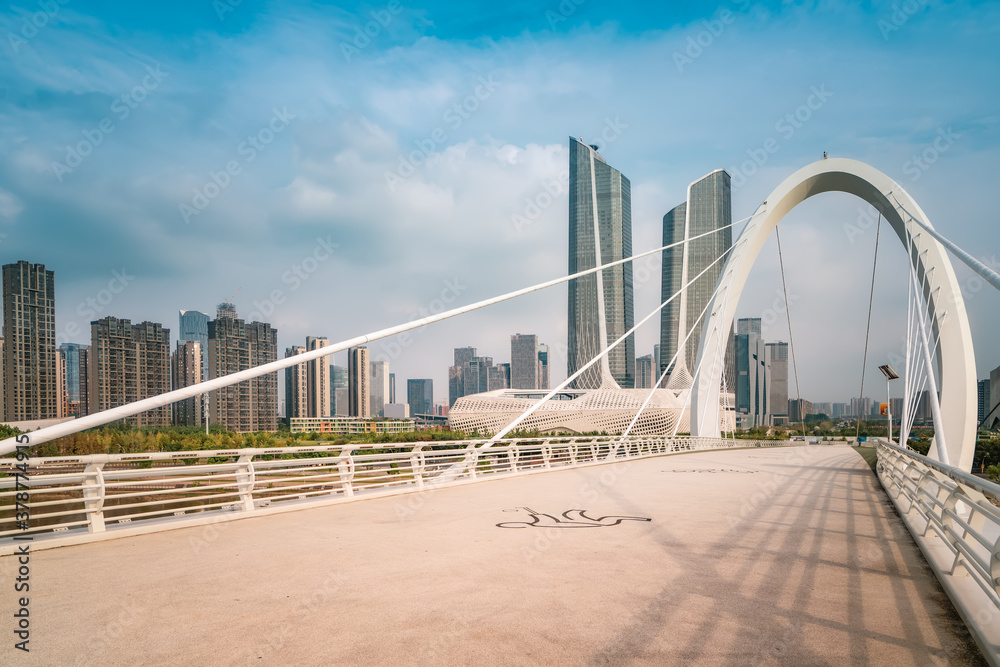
[876,439,1000,663]
[0,435,788,553]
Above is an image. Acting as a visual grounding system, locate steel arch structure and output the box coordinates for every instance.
[690,158,977,470]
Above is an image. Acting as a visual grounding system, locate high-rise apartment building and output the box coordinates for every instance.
[330,365,348,415]
[208,314,278,432]
[370,360,390,417]
[58,342,89,417]
[90,317,171,426]
[789,398,814,423]
[407,379,433,417]
[285,346,308,419]
[305,336,330,418]
[348,346,370,418]
[173,340,204,426]
[567,136,634,390]
[660,171,733,388]
[766,342,789,425]
[511,334,539,389]
[3,261,57,421]
[389,372,396,404]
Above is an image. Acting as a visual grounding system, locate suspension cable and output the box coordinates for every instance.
[775,225,807,438]
[854,212,882,441]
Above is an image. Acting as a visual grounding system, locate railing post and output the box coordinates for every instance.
[508,443,517,473]
[236,454,256,512]
[82,462,106,533]
[466,443,479,480]
[542,440,552,469]
[338,448,355,497]
[410,445,426,489]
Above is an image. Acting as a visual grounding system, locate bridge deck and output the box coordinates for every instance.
[1,445,984,665]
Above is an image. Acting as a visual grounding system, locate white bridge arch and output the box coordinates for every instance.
[690,157,977,470]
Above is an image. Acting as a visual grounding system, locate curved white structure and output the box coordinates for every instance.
[690,158,977,470]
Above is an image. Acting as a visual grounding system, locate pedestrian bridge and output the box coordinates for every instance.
[0,444,987,665]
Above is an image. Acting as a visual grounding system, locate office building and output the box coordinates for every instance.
[330,365,348,415]
[660,171,732,388]
[980,378,992,424]
[305,336,330,418]
[735,330,769,428]
[178,310,209,378]
[567,136,634,390]
[285,346,308,419]
[489,363,510,391]
[370,360,390,417]
[537,344,549,390]
[511,334,539,389]
[635,355,655,389]
[407,379,433,417]
[766,342,788,425]
[348,346,370,418]
[173,340,204,426]
[449,347,478,407]
[3,261,57,421]
[389,372,396,404]
[789,398,814,423]
[58,342,88,417]
[90,317,171,426]
[208,313,278,432]
[982,366,1000,430]
[737,318,761,336]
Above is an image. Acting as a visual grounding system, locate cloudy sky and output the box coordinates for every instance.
[2,0,998,406]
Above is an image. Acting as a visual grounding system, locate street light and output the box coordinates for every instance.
[878,364,899,444]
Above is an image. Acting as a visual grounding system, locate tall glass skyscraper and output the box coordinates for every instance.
[179,309,209,379]
[567,136,634,390]
[660,170,732,388]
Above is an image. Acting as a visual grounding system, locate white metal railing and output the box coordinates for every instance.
[0,435,789,551]
[876,439,1000,663]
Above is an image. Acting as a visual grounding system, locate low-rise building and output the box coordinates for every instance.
[289,417,415,435]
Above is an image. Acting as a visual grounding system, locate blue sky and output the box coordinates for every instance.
[1,0,999,405]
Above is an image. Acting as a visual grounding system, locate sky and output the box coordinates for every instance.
[1,0,999,406]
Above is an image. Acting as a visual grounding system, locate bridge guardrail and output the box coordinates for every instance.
[0,435,790,554]
[875,439,1000,663]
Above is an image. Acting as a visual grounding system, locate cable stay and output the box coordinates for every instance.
[775,224,807,438]
[855,212,882,441]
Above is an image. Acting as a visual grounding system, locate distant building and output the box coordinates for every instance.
[813,402,832,417]
[635,355,655,389]
[766,342,788,425]
[568,136,634,390]
[178,309,209,380]
[208,314,278,432]
[408,379,433,416]
[285,346,308,419]
[91,317,171,426]
[173,340,204,426]
[489,363,510,391]
[449,347,477,407]
[735,330,769,428]
[348,347,370,418]
[305,336,331,418]
[289,416,415,435]
[330,365,348,415]
[537,344,549,390]
[511,334,539,389]
[789,399,813,423]
[58,342,88,417]
[334,388,349,417]
[389,372,396,404]
[370,360,390,417]
[384,403,409,419]
[980,378,992,424]
[660,171,732,388]
[737,318,762,336]
[3,261,57,421]
[832,403,847,419]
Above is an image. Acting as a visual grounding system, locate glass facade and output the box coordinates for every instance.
[567,136,634,389]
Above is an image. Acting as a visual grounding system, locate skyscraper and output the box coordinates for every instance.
[285,346,308,419]
[537,344,549,390]
[567,136,634,390]
[766,342,789,425]
[90,317,171,426]
[370,360,390,417]
[737,318,762,336]
[330,365,348,415]
[979,378,992,424]
[660,170,733,388]
[407,379,433,417]
[208,313,278,432]
[449,346,477,406]
[389,372,396,404]
[635,354,655,389]
[173,340,204,426]
[735,330,769,428]
[305,336,330,418]
[178,310,209,378]
[511,333,539,389]
[348,346,370,418]
[58,342,88,417]
[3,261,57,421]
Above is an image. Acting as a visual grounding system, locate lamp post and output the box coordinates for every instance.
[878,364,899,444]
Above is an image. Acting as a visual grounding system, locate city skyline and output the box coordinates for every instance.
[0,2,997,406]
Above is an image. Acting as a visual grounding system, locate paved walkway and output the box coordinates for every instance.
[0,445,984,665]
